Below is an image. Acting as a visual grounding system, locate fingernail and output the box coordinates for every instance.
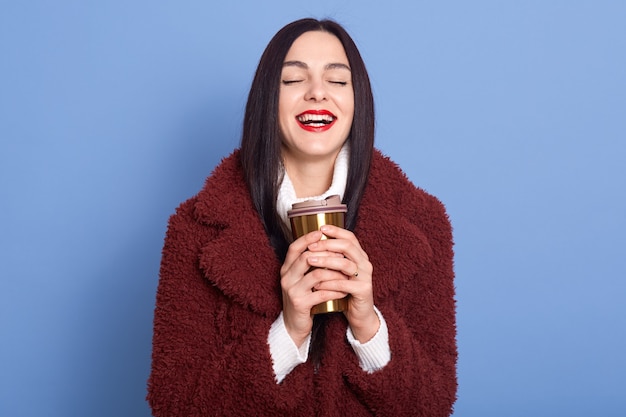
[309,243,318,249]
[309,256,319,263]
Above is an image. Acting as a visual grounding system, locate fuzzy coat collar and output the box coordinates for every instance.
[192,149,434,318]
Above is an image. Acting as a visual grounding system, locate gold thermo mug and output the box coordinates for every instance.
[288,195,349,314]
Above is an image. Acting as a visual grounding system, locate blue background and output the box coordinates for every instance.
[1,1,624,416]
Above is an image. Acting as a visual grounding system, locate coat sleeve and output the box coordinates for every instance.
[343,193,458,417]
[147,199,314,416]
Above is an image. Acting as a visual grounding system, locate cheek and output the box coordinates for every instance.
[278,96,292,127]
[335,88,355,112]
[278,89,299,114]
[340,93,355,121]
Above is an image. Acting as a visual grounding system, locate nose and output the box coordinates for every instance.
[304,78,327,102]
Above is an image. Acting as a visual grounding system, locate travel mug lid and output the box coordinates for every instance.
[287,195,347,218]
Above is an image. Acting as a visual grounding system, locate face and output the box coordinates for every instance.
[278,31,355,166]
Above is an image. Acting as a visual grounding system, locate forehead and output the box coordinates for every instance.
[283,31,349,66]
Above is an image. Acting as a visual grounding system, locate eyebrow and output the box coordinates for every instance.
[283,60,351,71]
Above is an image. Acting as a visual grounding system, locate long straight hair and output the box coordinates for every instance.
[240,18,375,261]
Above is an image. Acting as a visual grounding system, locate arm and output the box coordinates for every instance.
[346,306,391,372]
[268,312,311,383]
[147,199,314,416]
[340,195,458,417]
[268,306,389,384]
[274,225,392,383]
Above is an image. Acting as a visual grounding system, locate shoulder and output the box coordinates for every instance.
[368,149,449,222]
[194,149,256,223]
[166,149,252,230]
[197,149,245,203]
[357,150,453,299]
[364,149,453,259]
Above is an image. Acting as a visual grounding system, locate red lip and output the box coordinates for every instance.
[296,109,337,132]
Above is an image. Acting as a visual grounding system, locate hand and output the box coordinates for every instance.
[306,225,380,343]
[280,230,349,347]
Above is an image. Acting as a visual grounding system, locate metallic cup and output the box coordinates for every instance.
[288,195,349,314]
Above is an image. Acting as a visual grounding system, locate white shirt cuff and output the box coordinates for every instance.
[268,311,311,383]
[346,306,391,373]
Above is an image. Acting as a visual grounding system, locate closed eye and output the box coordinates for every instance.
[282,80,303,85]
[329,81,348,86]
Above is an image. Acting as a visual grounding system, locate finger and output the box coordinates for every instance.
[304,251,345,269]
[282,230,323,269]
[315,276,373,306]
[319,225,364,250]
[308,238,368,266]
[307,255,360,278]
[305,270,349,302]
[284,250,343,288]
[310,289,349,304]
[314,278,355,295]
[295,266,346,295]
[287,272,348,310]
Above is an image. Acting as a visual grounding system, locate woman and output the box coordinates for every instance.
[148,18,457,416]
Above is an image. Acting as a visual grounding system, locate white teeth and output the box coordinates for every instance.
[297,114,335,123]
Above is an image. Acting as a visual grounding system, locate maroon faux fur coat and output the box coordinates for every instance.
[148,149,457,416]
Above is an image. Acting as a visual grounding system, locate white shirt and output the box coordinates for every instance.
[268,144,391,383]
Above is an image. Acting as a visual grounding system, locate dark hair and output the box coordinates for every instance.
[240,18,375,261]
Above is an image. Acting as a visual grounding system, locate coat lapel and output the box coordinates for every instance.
[194,152,283,318]
[191,149,434,316]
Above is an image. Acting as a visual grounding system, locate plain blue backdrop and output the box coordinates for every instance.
[1,1,624,416]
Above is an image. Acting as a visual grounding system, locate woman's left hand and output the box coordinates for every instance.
[306,224,380,343]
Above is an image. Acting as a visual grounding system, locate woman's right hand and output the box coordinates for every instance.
[280,230,349,347]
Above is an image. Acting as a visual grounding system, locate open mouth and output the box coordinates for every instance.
[296,110,336,132]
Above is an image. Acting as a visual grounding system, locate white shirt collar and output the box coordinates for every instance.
[276,143,350,229]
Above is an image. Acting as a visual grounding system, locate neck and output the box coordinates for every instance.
[282,154,338,198]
